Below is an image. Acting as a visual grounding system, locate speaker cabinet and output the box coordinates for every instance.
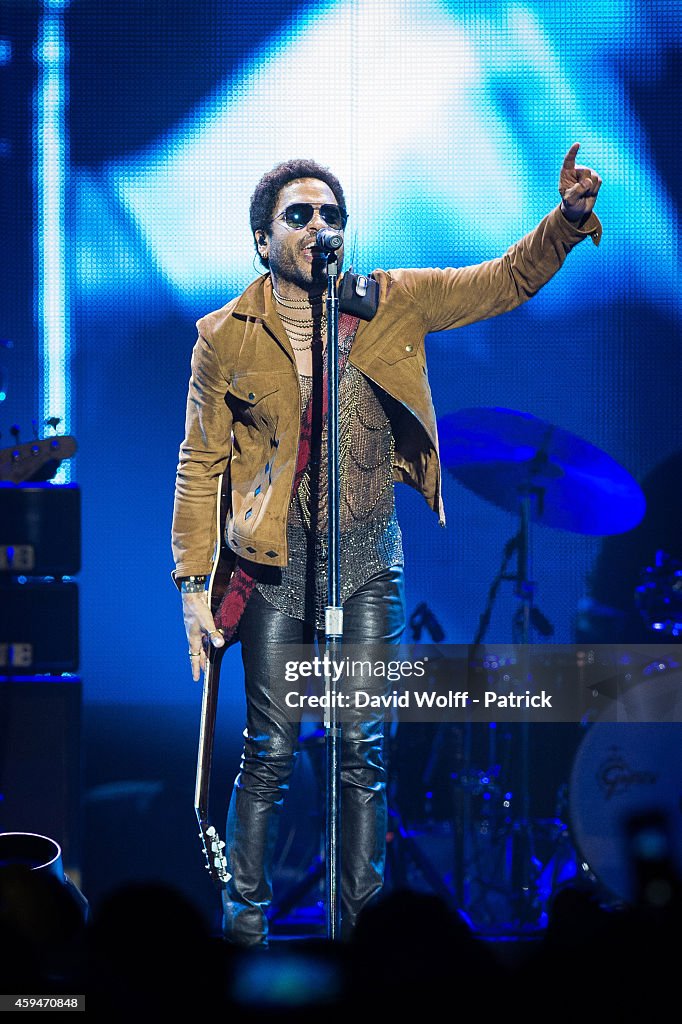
[0,483,81,576]
[0,581,78,672]
[0,678,82,875]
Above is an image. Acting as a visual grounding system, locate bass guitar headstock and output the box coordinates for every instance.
[196,817,230,888]
[0,430,77,484]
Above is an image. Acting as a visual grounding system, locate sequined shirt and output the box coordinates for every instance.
[255,333,403,626]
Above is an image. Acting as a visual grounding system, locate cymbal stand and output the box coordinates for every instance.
[511,487,538,923]
[472,483,553,925]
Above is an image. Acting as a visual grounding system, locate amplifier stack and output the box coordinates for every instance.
[0,476,82,877]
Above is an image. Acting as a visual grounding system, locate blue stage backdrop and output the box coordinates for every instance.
[3,0,680,704]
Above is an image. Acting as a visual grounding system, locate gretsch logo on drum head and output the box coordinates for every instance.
[597,746,658,800]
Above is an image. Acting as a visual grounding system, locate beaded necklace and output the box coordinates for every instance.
[273,288,327,351]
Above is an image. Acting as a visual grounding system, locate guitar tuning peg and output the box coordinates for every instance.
[10,424,20,443]
[45,416,61,433]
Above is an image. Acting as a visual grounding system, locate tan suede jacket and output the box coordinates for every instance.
[172,206,601,580]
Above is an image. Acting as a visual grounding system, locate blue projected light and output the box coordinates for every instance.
[71,0,681,330]
[35,0,71,480]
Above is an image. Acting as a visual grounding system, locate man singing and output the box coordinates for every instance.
[172,146,601,946]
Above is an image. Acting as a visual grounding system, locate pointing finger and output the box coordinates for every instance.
[562,142,580,171]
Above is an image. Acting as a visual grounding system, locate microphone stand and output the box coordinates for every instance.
[323,249,342,940]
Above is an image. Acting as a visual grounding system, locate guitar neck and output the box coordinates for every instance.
[193,470,232,889]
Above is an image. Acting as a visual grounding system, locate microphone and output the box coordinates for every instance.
[316,227,343,251]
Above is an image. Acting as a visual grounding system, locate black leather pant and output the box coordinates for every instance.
[222,566,405,946]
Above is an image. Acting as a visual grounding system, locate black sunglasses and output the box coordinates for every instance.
[270,203,348,231]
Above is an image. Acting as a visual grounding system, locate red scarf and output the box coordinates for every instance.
[213,313,360,643]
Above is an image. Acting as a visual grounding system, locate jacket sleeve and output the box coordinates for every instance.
[391,205,602,334]
[171,331,232,583]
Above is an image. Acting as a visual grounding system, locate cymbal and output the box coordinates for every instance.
[438,407,645,535]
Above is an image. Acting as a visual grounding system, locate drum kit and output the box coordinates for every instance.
[272,407,682,934]
[385,407,681,931]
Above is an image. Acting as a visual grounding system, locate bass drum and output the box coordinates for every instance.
[569,671,682,903]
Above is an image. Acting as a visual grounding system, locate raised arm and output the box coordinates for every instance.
[387,144,603,334]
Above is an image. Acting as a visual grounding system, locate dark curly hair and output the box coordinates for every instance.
[249,158,347,269]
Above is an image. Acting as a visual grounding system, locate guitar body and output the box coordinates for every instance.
[194,472,236,889]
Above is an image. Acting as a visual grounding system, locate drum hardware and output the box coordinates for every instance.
[573,647,681,723]
[469,470,550,924]
[635,550,682,638]
[436,407,646,925]
[384,804,459,911]
[409,614,523,916]
[447,723,511,910]
[395,648,582,929]
[386,607,460,909]
[393,613,549,930]
[408,602,445,643]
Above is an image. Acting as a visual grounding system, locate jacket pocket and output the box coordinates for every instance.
[226,372,288,433]
[377,342,422,366]
[226,372,283,405]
